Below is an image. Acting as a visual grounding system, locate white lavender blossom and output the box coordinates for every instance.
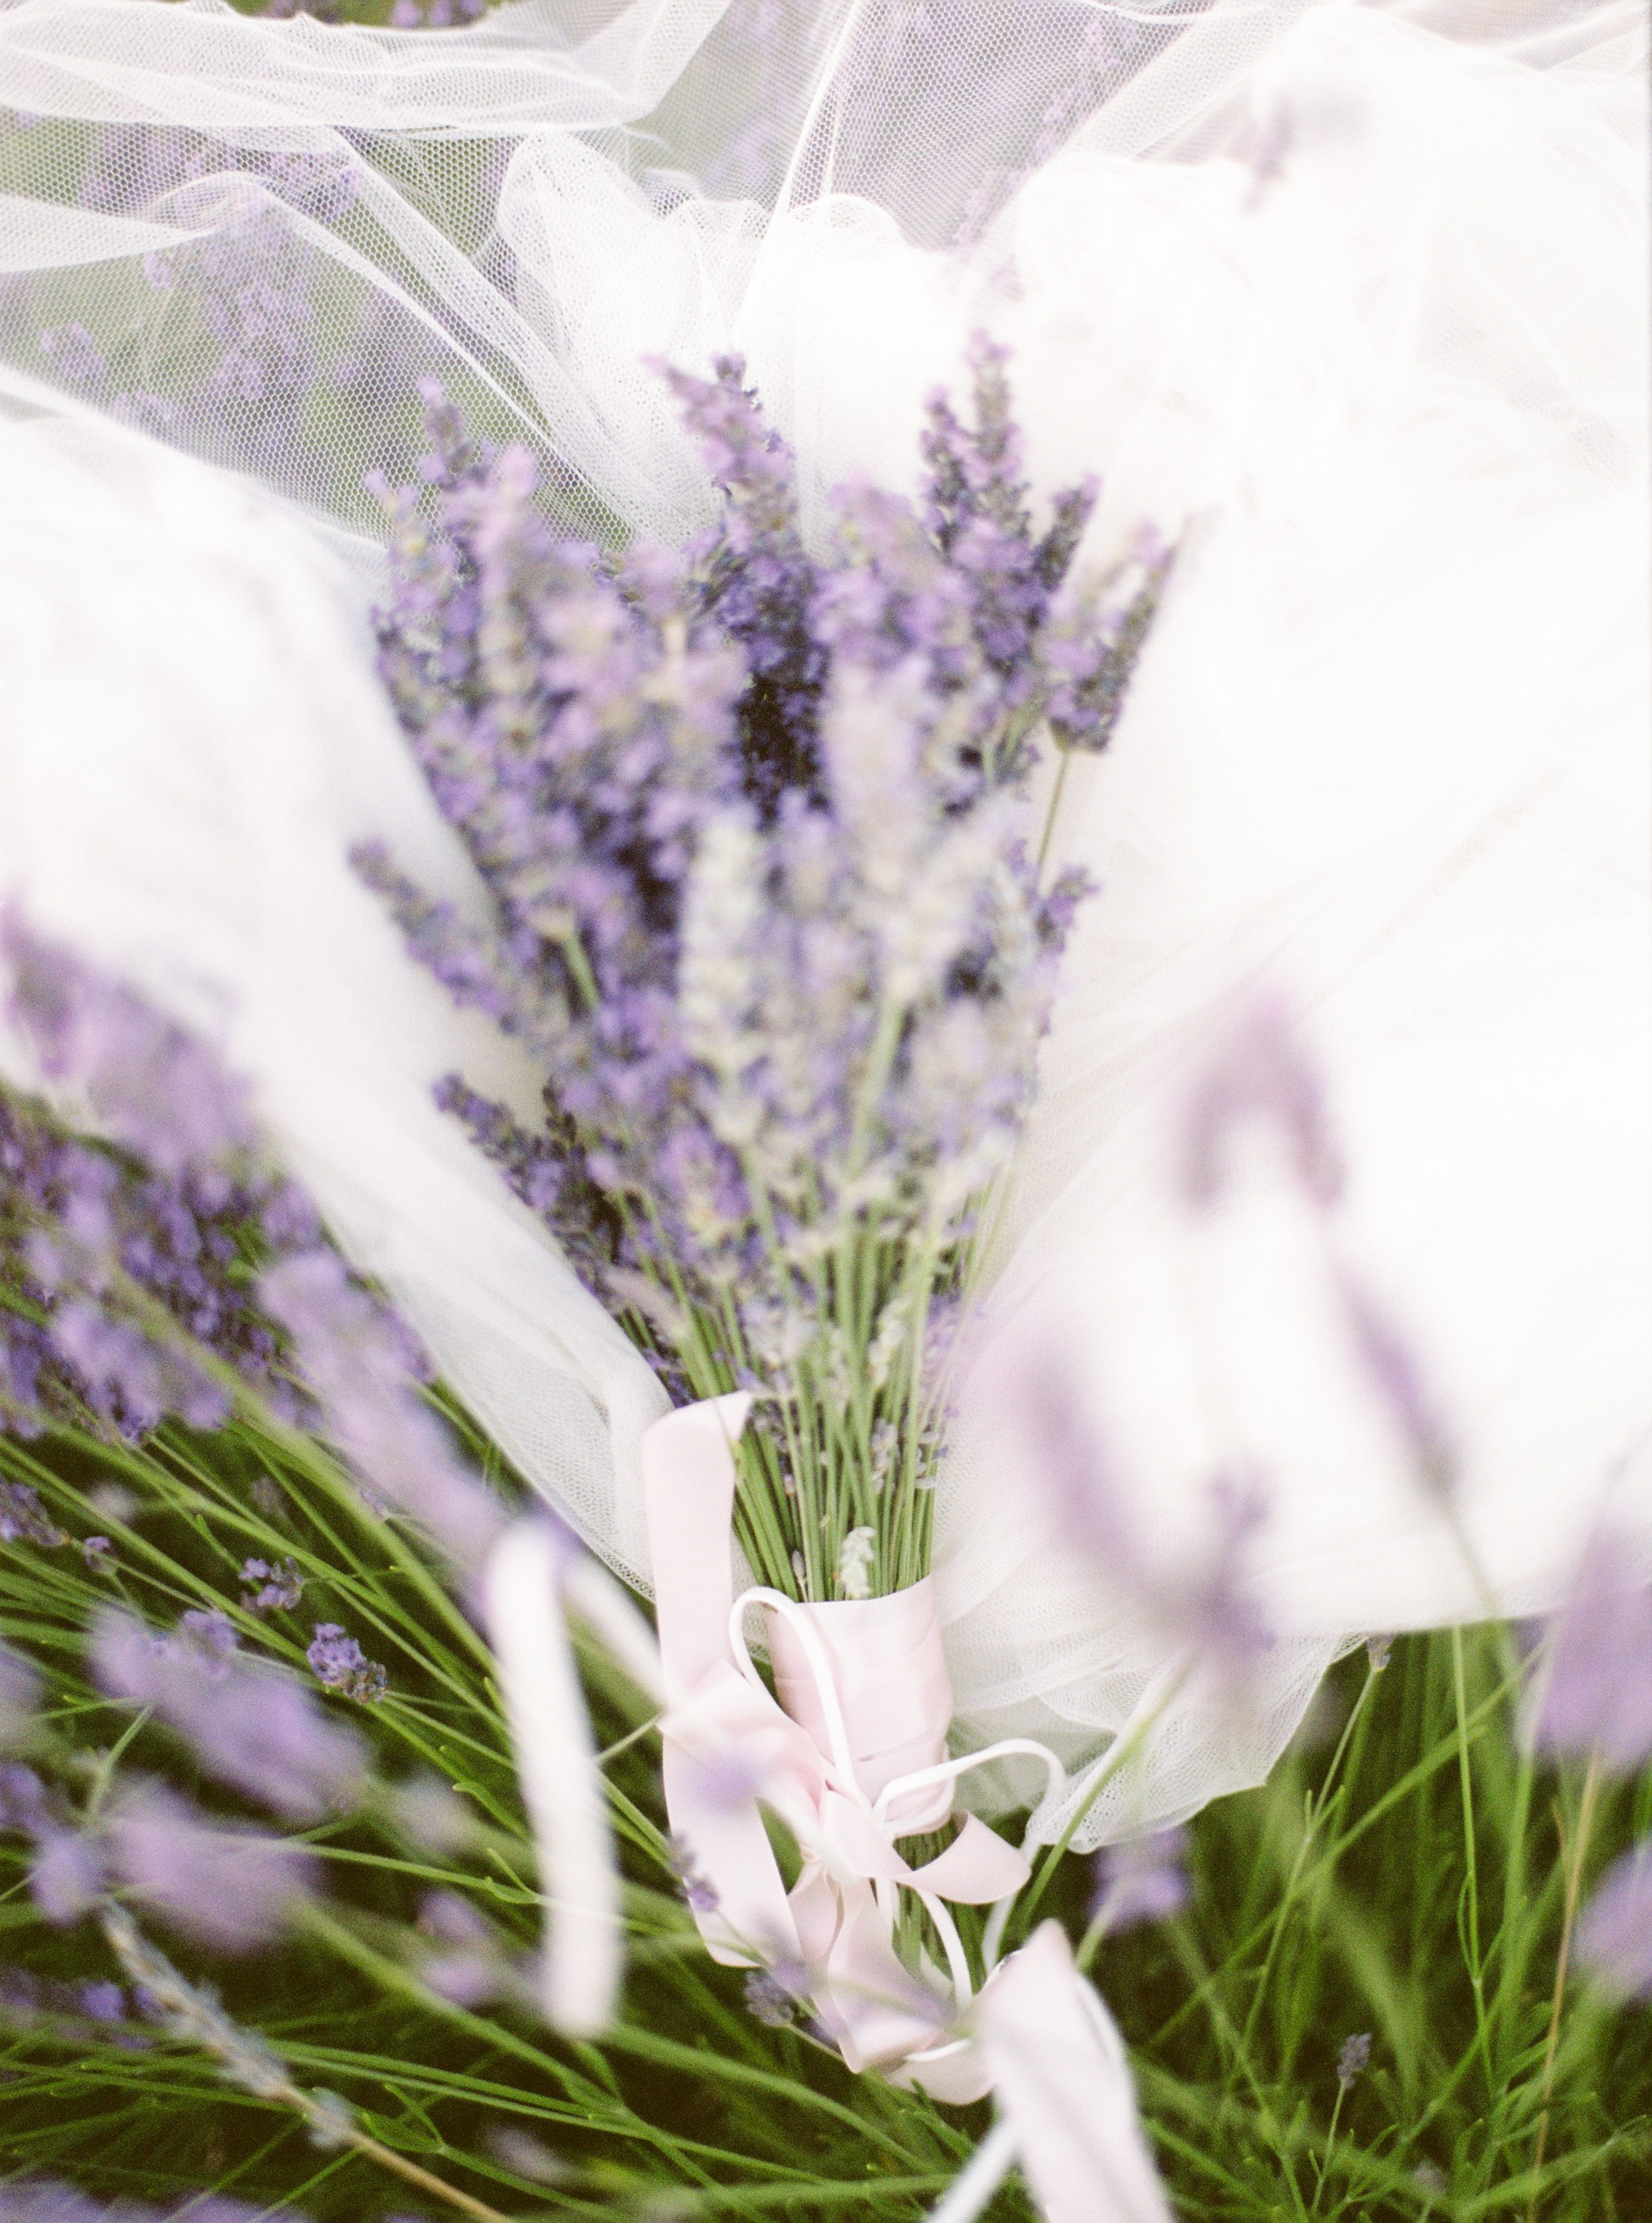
[836,1526,877,1601]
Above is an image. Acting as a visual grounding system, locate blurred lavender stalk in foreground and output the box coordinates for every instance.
[1,919,629,2033]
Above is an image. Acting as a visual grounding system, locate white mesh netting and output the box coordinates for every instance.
[0,0,1646,1845]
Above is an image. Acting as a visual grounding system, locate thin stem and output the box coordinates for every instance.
[1525,1753,1602,2223]
[1014,1663,1189,1939]
[1451,1628,1493,2096]
[99,1907,513,2223]
[1308,2084,1346,2218]
[1035,742,1073,880]
[334,2128,514,2223]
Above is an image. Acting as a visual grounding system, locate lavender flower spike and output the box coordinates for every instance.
[1336,2031,1373,2090]
[1529,1526,1652,1775]
[1576,1845,1652,1998]
[483,1522,621,2036]
[107,1780,319,1953]
[262,1248,504,1570]
[91,1607,367,1821]
[1089,1826,1190,1938]
[0,2184,291,2223]
[1,910,255,1186]
[307,1623,388,1704]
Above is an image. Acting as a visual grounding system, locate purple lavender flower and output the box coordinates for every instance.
[262,1249,503,1569]
[0,1481,67,1549]
[0,2184,281,2223]
[106,1780,319,1953]
[1530,1529,1652,1774]
[1,926,325,1443]
[1090,1827,1190,1937]
[665,1831,721,1917]
[3,929,459,1518]
[384,0,488,23]
[306,1623,388,1704]
[2,917,254,1188]
[662,356,826,815]
[1336,2031,1373,2090]
[415,1887,510,2006]
[743,1967,801,2028]
[1181,994,1345,1212]
[1002,1350,1273,1695]
[92,1607,367,1822]
[1334,1271,1459,1502]
[38,324,109,398]
[1576,1845,1652,1998]
[28,1828,104,1926]
[239,1555,303,1614]
[0,1761,50,1835]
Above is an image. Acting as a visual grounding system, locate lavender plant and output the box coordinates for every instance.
[360,339,1170,1603]
[1,920,319,1445]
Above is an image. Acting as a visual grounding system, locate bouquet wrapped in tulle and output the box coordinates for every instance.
[358,339,1165,1607]
[350,341,1179,2101]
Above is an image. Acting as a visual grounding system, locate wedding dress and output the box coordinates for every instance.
[0,0,1645,1847]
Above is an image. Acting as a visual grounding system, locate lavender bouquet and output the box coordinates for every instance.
[357,338,1167,1613]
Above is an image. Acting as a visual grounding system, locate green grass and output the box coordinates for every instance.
[2,1406,1649,2222]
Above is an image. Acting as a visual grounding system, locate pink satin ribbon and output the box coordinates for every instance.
[642,1394,1033,2099]
[640,1396,1176,2213]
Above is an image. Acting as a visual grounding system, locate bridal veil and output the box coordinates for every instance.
[0,0,1646,1843]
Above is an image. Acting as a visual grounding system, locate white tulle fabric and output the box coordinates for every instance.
[0,0,1646,1846]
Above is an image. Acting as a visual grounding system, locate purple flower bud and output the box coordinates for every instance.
[262,1250,503,1569]
[28,1830,104,1926]
[1181,995,1344,1212]
[92,1608,367,1821]
[0,1482,67,1549]
[239,1555,304,1613]
[1,915,255,1186]
[105,1781,318,1953]
[1090,1827,1190,1937]
[416,1889,509,2007]
[1335,1272,1458,1501]
[743,1967,800,2027]
[665,1832,722,1917]
[1000,1349,1274,1694]
[306,1624,388,1704]
[0,1762,50,1834]
[1531,1529,1652,1774]
[1576,1846,1652,1998]
[1336,2031,1373,2090]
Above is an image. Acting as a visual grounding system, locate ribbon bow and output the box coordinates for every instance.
[644,1393,1071,2101]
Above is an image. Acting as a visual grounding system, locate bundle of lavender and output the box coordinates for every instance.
[0,917,1175,2220]
[358,337,1167,1612]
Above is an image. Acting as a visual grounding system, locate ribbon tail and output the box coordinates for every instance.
[977,1923,1173,2223]
[818,1880,953,2074]
[641,1391,752,1690]
[484,1521,620,2037]
[643,1393,809,1965]
[663,1735,802,1968]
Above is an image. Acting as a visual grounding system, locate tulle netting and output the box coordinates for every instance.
[0,0,1646,1846]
